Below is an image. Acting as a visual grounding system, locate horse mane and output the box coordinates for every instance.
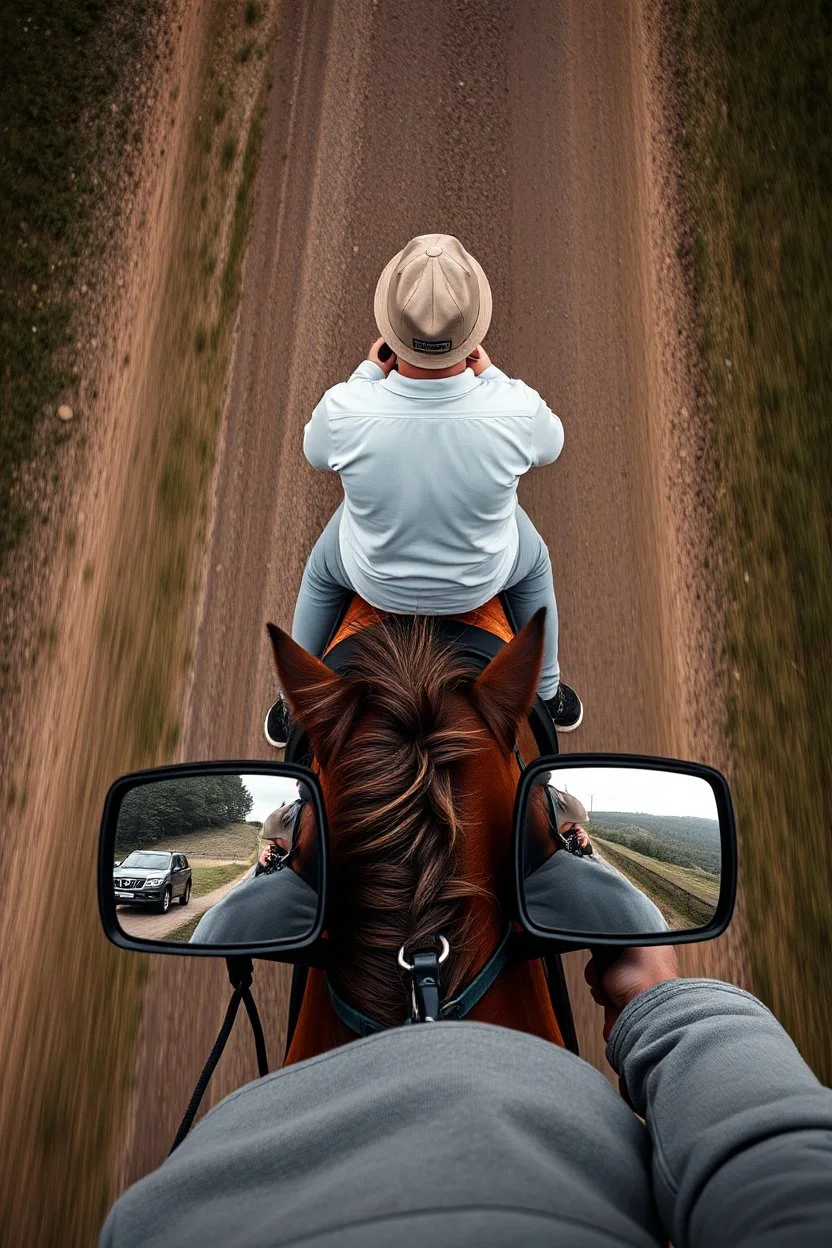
[320,617,495,1027]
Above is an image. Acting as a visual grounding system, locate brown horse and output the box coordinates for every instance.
[267,607,564,1064]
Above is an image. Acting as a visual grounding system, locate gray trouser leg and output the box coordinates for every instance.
[291,504,355,657]
[501,507,560,699]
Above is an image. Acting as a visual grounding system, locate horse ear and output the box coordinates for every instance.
[266,623,362,766]
[469,608,546,749]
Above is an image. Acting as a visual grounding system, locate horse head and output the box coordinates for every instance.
[267,609,563,1058]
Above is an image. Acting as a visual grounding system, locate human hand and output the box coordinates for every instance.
[368,336,397,376]
[585,945,680,1042]
[575,828,590,849]
[466,345,492,376]
[258,844,273,868]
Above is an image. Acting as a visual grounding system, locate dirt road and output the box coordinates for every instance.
[117,865,254,942]
[114,0,742,1193]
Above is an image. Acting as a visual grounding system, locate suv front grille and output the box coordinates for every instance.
[116,877,145,889]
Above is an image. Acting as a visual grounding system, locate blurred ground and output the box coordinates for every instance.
[672,0,832,1081]
[118,0,746,1190]
[0,1,758,1242]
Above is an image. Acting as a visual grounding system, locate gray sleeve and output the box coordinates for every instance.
[189,871,319,946]
[525,851,668,936]
[607,979,832,1247]
[189,907,215,942]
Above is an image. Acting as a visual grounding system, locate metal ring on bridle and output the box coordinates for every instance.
[397,934,450,972]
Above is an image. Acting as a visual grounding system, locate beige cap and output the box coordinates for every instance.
[260,803,296,845]
[374,233,492,368]
[550,788,589,829]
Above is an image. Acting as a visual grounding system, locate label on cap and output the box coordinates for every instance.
[413,338,453,353]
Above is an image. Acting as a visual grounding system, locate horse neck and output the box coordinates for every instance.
[454,743,519,971]
[456,720,562,1046]
[285,708,563,1064]
[285,959,564,1066]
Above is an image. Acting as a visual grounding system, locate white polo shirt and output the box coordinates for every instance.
[303,361,563,613]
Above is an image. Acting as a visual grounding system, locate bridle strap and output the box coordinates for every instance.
[437,926,513,1021]
[326,925,515,1037]
[326,978,385,1038]
[410,948,441,1023]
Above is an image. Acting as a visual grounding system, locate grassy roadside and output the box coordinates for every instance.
[117,821,261,861]
[675,0,831,1080]
[167,912,202,942]
[191,861,251,896]
[593,837,719,929]
[107,0,274,765]
[0,0,161,567]
[0,2,279,1243]
[67,0,275,1228]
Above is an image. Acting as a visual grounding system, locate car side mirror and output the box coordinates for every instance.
[100,762,328,958]
[514,754,737,947]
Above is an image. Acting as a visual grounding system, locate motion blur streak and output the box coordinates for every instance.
[0,2,750,1243]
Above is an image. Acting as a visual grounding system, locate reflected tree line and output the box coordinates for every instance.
[588,812,721,875]
[119,777,255,845]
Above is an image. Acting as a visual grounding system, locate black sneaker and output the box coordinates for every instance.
[264,697,293,749]
[544,682,584,733]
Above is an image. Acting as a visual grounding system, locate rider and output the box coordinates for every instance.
[100,948,832,1245]
[551,786,593,854]
[525,785,668,935]
[254,801,300,875]
[265,233,582,747]
[190,799,318,947]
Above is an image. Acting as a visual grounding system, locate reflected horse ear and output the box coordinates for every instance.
[266,623,363,766]
[469,608,546,749]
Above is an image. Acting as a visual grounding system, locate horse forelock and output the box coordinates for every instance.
[319,618,517,1028]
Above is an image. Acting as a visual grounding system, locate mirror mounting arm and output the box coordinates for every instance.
[226,955,254,992]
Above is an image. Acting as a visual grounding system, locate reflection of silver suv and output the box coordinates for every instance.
[113,851,192,914]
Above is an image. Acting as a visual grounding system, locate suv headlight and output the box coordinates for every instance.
[144,875,164,886]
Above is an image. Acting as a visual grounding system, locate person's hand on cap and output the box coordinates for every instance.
[466,345,492,376]
[368,336,397,376]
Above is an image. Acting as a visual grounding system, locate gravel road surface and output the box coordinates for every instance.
[115,0,734,1192]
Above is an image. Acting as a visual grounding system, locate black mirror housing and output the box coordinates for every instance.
[99,761,329,961]
[513,753,737,948]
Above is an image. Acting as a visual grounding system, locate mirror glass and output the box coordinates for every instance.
[520,764,723,937]
[111,772,321,947]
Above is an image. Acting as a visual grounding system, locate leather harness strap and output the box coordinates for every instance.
[434,926,513,1021]
[410,949,442,1023]
[326,926,514,1037]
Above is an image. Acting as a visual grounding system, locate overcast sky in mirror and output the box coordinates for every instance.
[241,775,303,822]
[546,767,718,820]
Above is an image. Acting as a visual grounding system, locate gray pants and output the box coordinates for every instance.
[291,504,560,698]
